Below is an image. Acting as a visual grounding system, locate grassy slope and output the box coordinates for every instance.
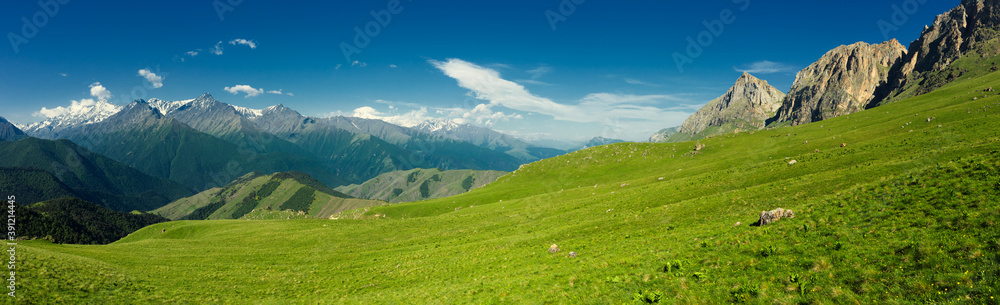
[9,71,1000,303]
[335,168,508,203]
[153,172,386,221]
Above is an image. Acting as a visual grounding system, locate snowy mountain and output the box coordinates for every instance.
[413,120,565,161]
[21,99,122,139]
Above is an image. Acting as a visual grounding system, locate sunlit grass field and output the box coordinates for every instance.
[8,68,1000,303]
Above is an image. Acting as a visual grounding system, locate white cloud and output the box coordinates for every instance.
[734,61,796,74]
[351,106,436,128]
[389,64,398,68]
[266,89,293,96]
[351,60,367,68]
[186,50,200,57]
[89,82,112,100]
[59,73,67,77]
[335,64,343,71]
[35,99,95,118]
[429,58,690,124]
[439,103,522,126]
[210,41,224,55]
[224,85,264,98]
[229,39,257,49]
[138,69,164,88]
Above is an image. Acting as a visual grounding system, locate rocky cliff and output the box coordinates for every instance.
[770,40,907,126]
[664,73,784,142]
[872,0,1000,106]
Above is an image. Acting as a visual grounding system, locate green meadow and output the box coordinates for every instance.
[9,69,1000,303]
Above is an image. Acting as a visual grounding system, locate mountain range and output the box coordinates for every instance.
[16,94,556,191]
[654,0,1000,140]
[660,73,785,142]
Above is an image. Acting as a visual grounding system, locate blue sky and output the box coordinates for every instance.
[0,0,959,141]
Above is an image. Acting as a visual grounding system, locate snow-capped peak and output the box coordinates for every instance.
[233,105,263,118]
[148,98,195,116]
[22,99,122,133]
[416,119,462,133]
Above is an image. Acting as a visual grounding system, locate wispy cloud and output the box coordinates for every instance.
[138,69,164,89]
[186,50,200,57]
[59,73,68,77]
[266,89,293,96]
[734,60,796,74]
[351,60,367,68]
[429,58,691,124]
[224,85,264,98]
[526,66,552,79]
[516,79,554,86]
[625,78,659,87]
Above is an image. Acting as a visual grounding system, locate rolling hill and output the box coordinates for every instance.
[334,168,507,203]
[153,171,387,220]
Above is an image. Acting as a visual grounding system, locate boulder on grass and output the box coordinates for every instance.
[759,208,795,226]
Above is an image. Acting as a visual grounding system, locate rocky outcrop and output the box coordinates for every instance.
[667,73,784,142]
[648,127,679,143]
[770,40,907,126]
[758,208,795,226]
[871,0,1000,106]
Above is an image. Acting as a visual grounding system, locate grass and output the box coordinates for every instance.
[8,69,1000,303]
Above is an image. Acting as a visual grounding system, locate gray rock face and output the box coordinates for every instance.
[872,0,1000,105]
[758,208,795,226]
[665,73,784,142]
[771,40,907,126]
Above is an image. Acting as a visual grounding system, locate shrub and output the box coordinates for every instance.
[632,290,663,304]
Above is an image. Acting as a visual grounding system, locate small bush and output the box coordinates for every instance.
[632,290,663,304]
[729,284,759,303]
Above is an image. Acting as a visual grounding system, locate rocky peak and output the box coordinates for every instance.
[769,40,906,126]
[0,116,28,141]
[673,72,785,140]
[871,0,1000,105]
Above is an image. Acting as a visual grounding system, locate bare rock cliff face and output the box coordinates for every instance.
[872,0,1000,105]
[770,40,907,126]
[676,72,785,138]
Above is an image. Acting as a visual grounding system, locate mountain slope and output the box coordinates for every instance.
[0,116,27,141]
[0,138,193,211]
[648,127,679,143]
[15,197,168,244]
[335,168,507,203]
[154,171,386,220]
[770,40,907,126]
[0,167,78,205]
[666,72,785,142]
